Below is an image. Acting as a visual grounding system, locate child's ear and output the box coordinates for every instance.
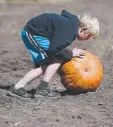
[79,26,88,33]
[82,27,88,32]
[78,27,83,33]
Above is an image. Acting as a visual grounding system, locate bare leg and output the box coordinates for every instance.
[43,59,63,82]
[35,59,63,97]
[7,66,46,98]
[15,66,46,89]
[9,59,63,98]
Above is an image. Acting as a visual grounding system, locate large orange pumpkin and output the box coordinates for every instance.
[59,51,103,93]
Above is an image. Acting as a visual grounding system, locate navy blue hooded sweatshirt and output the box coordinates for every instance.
[24,10,79,61]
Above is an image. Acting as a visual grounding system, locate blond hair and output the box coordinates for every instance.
[78,13,99,38]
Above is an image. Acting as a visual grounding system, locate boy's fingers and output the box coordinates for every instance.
[80,51,86,53]
[79,54,85,56]
[80,53,85,55]
[79,49,85,52]
[76,56,83,59]
[79,52,86,55]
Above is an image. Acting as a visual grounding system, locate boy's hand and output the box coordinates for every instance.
[72,48,86,58]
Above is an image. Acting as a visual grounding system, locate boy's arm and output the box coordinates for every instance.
[47,25,75,61]
[54,45,73,61]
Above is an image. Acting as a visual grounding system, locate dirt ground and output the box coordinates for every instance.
[0,0,113,127]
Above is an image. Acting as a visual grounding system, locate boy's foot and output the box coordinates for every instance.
[35,87,60,98]
[7,84,34,99]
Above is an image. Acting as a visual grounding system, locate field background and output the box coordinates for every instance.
[0,0,113,127]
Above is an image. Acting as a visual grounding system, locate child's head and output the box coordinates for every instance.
[77,13,99,40]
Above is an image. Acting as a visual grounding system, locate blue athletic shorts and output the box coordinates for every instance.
[21,29,50,65]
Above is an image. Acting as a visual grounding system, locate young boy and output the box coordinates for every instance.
[8,10,99,98]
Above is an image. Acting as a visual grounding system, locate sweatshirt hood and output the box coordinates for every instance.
[61,10,79,27]
[61,10,79,35]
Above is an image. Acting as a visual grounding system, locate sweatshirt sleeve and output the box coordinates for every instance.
[54,46,73,61]
[47,24,75,61]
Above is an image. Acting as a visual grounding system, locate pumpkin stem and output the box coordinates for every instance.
[84,68,88,72]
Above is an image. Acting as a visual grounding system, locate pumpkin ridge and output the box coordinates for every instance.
[59,50,103,93]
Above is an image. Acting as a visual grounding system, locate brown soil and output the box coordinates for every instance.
[0,0,113,127]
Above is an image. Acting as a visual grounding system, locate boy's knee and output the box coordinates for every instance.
[41,65,47,72]
[32,66,46,74]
